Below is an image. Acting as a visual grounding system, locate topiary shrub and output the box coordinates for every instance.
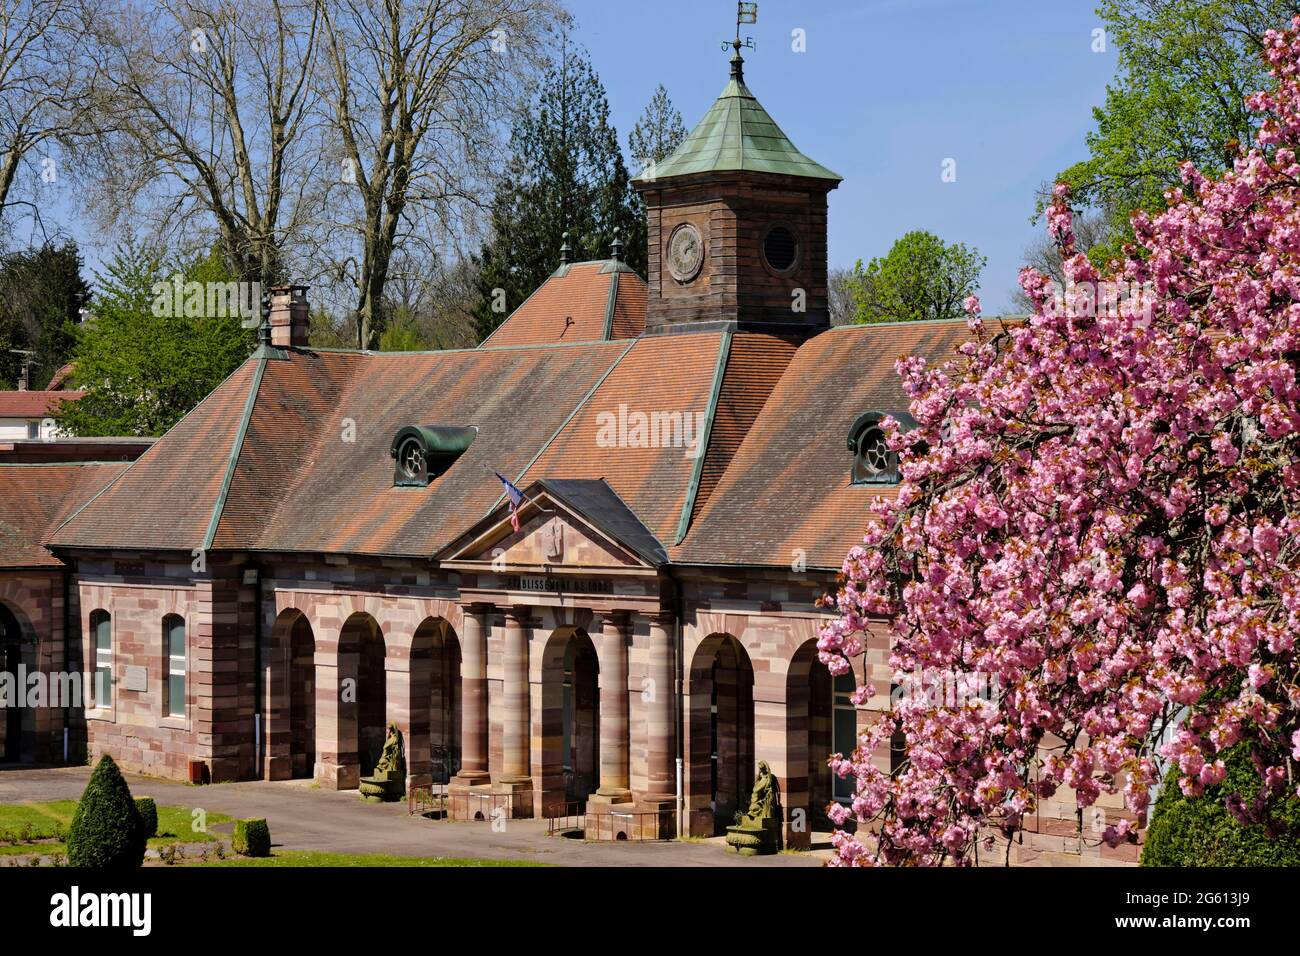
[1142,743,1300,867]
[134,798,158,839]
[66,755,146,868]
[232,818,271,858]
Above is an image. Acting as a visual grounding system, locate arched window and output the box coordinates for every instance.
[90,610,111,707]
[847,411,916,485]
[163,615,186,717]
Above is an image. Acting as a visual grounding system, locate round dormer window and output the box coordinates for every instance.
[397,436,426,483]
[848,411,913,485]
[762,224,799,274]
[852,426,893,483]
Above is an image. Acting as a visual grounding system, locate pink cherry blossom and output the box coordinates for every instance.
[817,16,1300,866]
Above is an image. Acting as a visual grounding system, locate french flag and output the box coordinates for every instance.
[494,471,525,532]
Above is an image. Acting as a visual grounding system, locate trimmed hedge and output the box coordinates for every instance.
[66,755,146,868]
[1142,744,1300,867]
[134,798,158,839]
[232,819,271,858]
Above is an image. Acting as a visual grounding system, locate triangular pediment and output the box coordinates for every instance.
[438,478,666,574]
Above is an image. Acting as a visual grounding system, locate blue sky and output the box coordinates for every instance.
[23,1,1117,316]
[571,0,1117,313]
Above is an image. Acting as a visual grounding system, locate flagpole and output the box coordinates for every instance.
[484,464,553,518]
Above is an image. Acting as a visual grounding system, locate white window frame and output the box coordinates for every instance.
[165,615,186,718]
[91,611,112,708]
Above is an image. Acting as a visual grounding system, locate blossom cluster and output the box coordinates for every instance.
[819,17,1300,866]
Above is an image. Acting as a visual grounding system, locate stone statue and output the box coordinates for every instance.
[359,723,405,803]
[374,723,405,777]
[740,760,781,826]
[725,760,783,856]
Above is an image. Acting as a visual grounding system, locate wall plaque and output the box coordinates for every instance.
[123,665,148,692]
[503,575,613,595]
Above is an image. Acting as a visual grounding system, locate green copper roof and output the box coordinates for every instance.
[637,72,841,184]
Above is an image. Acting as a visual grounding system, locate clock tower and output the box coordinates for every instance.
[632,42,841,339]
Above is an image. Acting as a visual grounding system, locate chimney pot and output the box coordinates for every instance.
[269,284,311,348]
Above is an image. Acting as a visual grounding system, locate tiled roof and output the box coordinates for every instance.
[216,343,635,555]
[49,361,260,551]
[51,342,641,555]
[47,313,984,573]
[674,319,978,569]
[481,260,647,347]
[0,390,84,418]
[47,363,76,390]
[0,462,127,567]
[528,478,667,566]
[636,74,841,184]
[683,333,797,541]
[513,332,730,545]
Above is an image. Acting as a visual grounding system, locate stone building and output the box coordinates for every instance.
[0,51,1137,863]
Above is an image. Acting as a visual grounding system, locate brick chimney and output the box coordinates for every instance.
[268,285,311,348]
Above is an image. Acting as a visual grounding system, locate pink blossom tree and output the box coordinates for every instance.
[818,17,1300,866]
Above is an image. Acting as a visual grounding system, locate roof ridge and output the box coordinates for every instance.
[673,329,732,545]
[48,356,258,548]
[211,351,371,551]
[202,354,268,550]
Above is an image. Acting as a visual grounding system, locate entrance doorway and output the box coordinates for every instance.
[0,603,29,763]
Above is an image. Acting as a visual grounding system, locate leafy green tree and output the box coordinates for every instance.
[1057,0,1299,263]
[628,83,687,176]
[377,307,429,352]
[846,230,985,324]
[1142,743,1300,866]
[66,755,146,869]
[473,35,644,342]
[60,243,256,437]
[0,243,89,389]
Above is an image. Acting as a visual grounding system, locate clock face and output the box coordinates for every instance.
[667,223,704,282]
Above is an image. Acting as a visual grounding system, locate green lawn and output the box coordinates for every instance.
[202,850,552,867]
[0,800,232,858]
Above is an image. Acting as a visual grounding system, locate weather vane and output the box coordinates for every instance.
[722,1,757,54]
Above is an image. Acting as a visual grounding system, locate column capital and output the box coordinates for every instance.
[639,609,675,630]
[503,604,531,624]
[458,601,493,616]
[592,609,632,631]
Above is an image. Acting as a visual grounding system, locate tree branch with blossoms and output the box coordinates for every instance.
[817,15,1300,867]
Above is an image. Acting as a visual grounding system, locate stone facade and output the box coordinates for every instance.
[41,534,1136,865]
[0,570,69,763]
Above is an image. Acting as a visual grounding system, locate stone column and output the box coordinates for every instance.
[592,612,632,804]
[452,604,491,786]
[644,611,677,804]
[499,606,531,783]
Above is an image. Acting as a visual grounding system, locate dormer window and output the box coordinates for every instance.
[390,425,477,488]
[847,412,915,485]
